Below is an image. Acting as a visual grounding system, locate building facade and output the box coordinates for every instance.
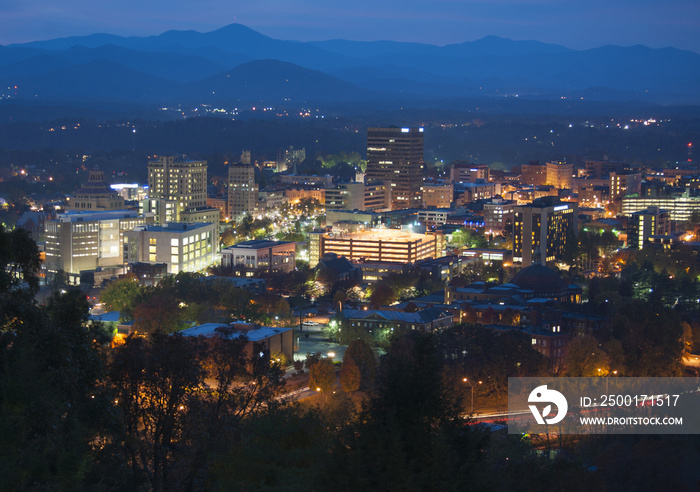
[123,222,218,274]
[66,167,126,211]
[483,197,515,233]
[422,183,453,208]
[228,162,258,220]
[324,182,365,211]
[513,197,578,266]
[220,240,296,275]
[546,161,574,189]
[44,210,154,282]
[312,229,436,265]
[366,127,424,210]
[627,207,671,249]
[145,156,210,224]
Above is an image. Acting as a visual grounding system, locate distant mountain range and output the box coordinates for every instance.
[1,23,699,106]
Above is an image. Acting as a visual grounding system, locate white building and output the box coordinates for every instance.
[123,222,219,274]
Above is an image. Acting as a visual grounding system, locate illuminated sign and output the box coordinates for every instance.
[553,205,570,211]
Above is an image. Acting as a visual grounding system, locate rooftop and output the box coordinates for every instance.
[225,239,294,249]
[180,323,292,341]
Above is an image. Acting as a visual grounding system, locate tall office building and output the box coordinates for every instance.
[545,161,574,189]
[366,127,424,210]
[627,207,670,249]
[513,197,578,267]
[228,162,258,221]
[145,156,215,224]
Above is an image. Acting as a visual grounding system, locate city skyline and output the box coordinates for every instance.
[1,0,700,54]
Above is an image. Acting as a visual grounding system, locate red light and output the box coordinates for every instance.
[689,143,693,147]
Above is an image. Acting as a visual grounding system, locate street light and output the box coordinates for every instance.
[598,368,618,393]
[463,378,482,413]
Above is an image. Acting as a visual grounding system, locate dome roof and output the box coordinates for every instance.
[511,264,568,293]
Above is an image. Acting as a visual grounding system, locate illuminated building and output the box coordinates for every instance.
[627,207,670,249]
[144,156,216,224]
[66,166,125,211]
[285,188,325,205]
[123,222,218,275]
[309,229,436,268]
[324,182,365,211]
[610,171,642,200]
[228,162,258,220]
[483,197,515,233]
[220,239,295,275]
[520,162,547,186]
[422,183,453,208]
[621,194,700,222]
[366,127,424,210]
[44,210,154,284]
[450,163,489,183]
[454,182,500,205]
[545,161,573,189]
[364,181,392,211]
[513,197,578,266]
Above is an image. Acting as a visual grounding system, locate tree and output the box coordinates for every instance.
[368,283,395,308]
[343,339,376,389]
[0,287,120,490]
[308,358,336,400]
[132,294,186,334]
[563,336,610,376]
[100,275,142,320]
[340,358,361,393]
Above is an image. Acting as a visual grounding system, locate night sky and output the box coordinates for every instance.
[1,0,699,53]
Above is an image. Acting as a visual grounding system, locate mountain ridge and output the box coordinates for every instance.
[1,23,699,105]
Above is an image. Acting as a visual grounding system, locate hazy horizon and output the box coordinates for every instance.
[1,0,699,54]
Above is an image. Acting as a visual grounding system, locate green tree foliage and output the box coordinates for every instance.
[308,358,336,398]
[209,406,329,492]
[100,274,143,320]
[368,283,396,308]
[0,286,118,490]
[0,225,40,321]
[317,332,478,491]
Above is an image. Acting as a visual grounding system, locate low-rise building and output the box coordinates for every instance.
[220,239,295,275]
[123,222,218,274]
[44,209,154,284]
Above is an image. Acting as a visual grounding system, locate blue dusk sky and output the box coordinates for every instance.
[1,0,699,53]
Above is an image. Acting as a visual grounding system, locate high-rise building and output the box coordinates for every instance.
[610,171,642,200]
[277,146,306,173]
[483,197,515,233]
[520,162,547,186]
[324,182,365,211]
[228,162,258,220]
[546,161,574,189]
[423,183,453,208]
[364,181,392,212]
[627,207,671,249]
[450,164,490,183]
[366,127,424,210]
[513,197,578,267]
[145,156,210,224]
